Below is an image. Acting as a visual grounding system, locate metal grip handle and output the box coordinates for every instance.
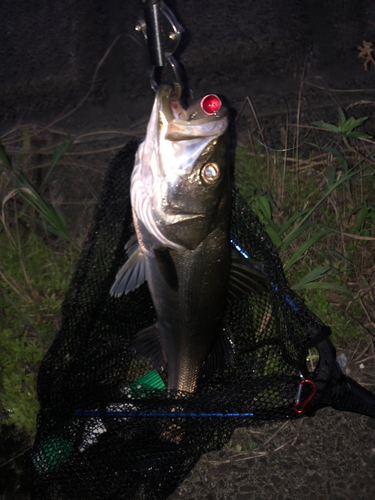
[142,0,165,67]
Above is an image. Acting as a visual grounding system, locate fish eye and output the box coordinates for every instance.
[201,162,220,184]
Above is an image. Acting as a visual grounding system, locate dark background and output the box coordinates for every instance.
[1,0,375,129]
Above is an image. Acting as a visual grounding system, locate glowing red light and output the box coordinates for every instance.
[200,94,222,115]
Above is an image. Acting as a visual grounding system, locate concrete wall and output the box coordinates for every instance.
[1,0,374,120]
[0,0,108,117]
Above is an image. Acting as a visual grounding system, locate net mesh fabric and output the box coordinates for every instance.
[32,142,330,499]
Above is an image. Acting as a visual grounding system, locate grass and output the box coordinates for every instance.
[234,107,375,341]
[0,90,374,437]
[0,234,78,433]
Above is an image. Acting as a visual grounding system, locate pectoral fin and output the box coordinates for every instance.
[110,235,146,297]
[133,324,167,370]
[153,247,179,291]
[229,249,269,299]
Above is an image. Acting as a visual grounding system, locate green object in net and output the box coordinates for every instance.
[33,434,74,474]
[129,369,166,396]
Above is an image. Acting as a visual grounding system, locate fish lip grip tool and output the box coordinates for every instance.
[136,0,184,91]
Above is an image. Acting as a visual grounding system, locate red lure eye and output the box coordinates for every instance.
[200,94,222,115]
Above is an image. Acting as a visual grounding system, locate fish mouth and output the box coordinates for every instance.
[155,84,229,178]
[161,212,205,225]
[159,84,229,141]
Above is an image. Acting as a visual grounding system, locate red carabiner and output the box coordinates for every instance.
[293,378,317,414]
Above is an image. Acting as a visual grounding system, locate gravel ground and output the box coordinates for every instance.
[169,367,375,500]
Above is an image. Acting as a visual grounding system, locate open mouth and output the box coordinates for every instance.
[160,84,228,126]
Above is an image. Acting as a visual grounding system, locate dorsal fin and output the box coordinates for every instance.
[228,249,269,299]
[202,322,236,379]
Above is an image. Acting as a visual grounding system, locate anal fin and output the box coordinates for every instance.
[133,324,167,371]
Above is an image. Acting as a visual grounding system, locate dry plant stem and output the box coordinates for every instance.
[356,354,375,364]
[226,421,291,460]
[257,309,272,336]
[305,79,375,93]
[64,144,130,156]
[58,201,98,206]
[353,344,371,363]
[308,349,314,372]
[346,141,375,168]
[326,225,375,241]
[205,459,231,465]
[3,128,143,153]
[294,67,305,207]
[247,128,256,153]
[0,264,34,305]
[290,159,331,172]
[364,284,374,303]
[242,96,270,176]
[254,421,290,450]
[273,436,297,453]
[0,447,32,468]
[247,97,266,145]
[234,453,269,461]
[1,195,16,244]
[327,196,346,254]
[40,35,123,132]
[68,158,99,200]
[336,231,375,242]
[359,298,373,325]
[28,160,106,175]
[281,113,288,201]
[74,130,144,141]
[235,421,302,462]
[353,339,373,362]
[301,178,326,210]
[349,339,363,364]
[347,100,375,110]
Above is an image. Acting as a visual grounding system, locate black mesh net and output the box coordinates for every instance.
[32,141,337,499]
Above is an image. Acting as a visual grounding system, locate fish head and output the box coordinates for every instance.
[131,84,231,250]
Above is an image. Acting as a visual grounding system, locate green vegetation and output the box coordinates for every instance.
[0,127,82,434]
[0,235,78,433]
[235,107,375,340]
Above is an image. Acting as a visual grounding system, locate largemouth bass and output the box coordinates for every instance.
[111,84,267,393]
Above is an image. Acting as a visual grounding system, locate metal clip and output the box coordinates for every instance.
[293,372,317,414]
[136,0,184,91]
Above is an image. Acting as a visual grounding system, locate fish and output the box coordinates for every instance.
[110,83,268,393]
